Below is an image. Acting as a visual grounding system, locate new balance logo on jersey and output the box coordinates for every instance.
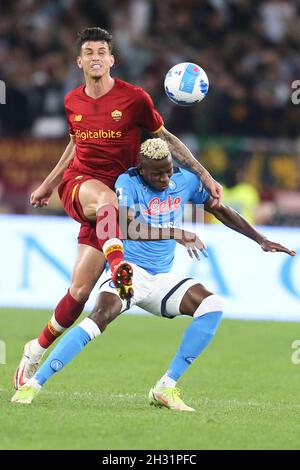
[144,195,181,216]
[73,114,82,121]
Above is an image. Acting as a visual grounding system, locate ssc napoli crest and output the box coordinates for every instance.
[169,180,176,190]
[50,359,63,371]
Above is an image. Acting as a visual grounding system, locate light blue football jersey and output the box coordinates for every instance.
[115,167,210,275]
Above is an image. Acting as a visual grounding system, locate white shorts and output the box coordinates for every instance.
[99,263,199,318]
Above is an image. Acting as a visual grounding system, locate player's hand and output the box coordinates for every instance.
[261,239,296,256]
[177,230,208,261]
[201,173,223,209]
[30,183,53,208]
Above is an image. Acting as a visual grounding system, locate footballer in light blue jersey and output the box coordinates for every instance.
[13,139,295,411]
[115,166,209,274]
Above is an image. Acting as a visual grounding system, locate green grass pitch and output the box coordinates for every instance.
[1,308,300,450]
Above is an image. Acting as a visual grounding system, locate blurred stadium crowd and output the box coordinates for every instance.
[0,0,300,224]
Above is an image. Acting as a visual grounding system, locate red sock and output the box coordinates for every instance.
[38,290,85,348]
[96,204,124,272]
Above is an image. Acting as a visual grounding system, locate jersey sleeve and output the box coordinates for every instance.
[64,95,75,136]
[115,174,136,209]
[181,169,210,204]
[135,89,164,133]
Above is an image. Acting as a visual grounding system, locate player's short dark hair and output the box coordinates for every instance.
[77,27,113,55]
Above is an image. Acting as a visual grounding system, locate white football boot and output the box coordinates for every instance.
[13,340,43,390]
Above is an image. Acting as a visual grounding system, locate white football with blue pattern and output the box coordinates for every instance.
[164,62,209,106]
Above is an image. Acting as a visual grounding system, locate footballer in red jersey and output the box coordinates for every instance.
[63,79,164,189]
[13,27,223,391]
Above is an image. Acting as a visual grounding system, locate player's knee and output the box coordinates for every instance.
[84,193,118,219]
[89,306,115,332]
[108,192,118,207]
[96,193,118,211]
[69,285,92,303]
[194,294,225,318]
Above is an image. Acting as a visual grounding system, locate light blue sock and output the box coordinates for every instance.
[167,311,222,382]
[34,320,99,386]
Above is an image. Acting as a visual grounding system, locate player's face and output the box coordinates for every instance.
[140,156,173,192]
[77,41,114,80]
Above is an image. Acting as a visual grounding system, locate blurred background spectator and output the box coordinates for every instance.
[219,166,260,225]
[0,0,299,224]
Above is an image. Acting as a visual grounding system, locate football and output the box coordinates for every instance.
[164,62,209,106]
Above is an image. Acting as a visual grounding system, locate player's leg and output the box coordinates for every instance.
[13,244,105,389]
[11,265,143,404]
[11,292,123,404]
[79,179,133,299]
[149,282,224,411]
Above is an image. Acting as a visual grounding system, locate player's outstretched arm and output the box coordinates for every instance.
[30,135,76,208]
[155,126,222,208]
[205,199,296,256]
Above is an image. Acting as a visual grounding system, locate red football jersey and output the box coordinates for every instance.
[64,79,164,187]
